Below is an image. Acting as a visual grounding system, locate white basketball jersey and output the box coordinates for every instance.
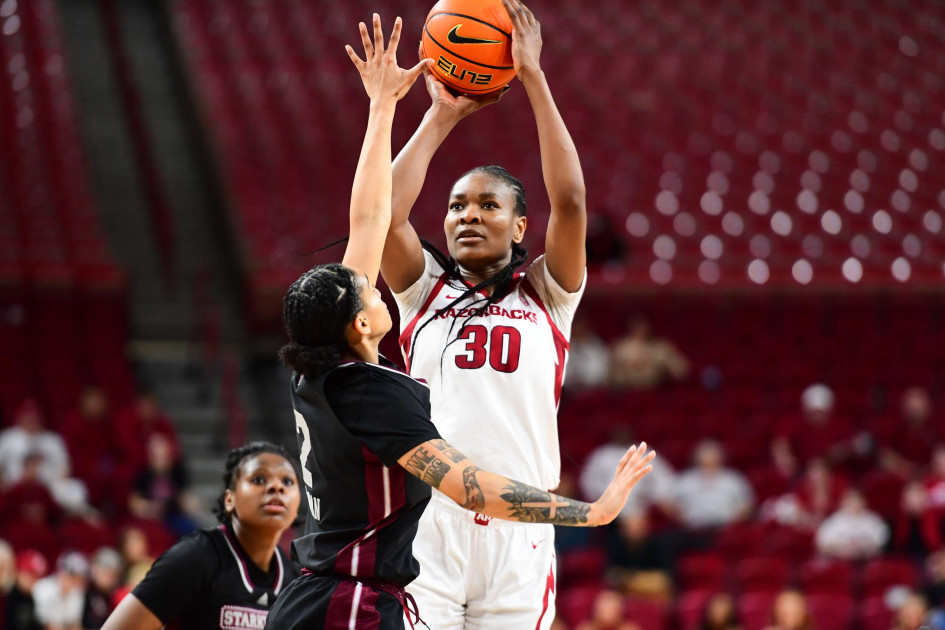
[393,251,585,491]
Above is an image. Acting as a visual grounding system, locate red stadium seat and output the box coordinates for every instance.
[859,557,920,597]
[624,597,671,630]
[734,557,791,593]
[556,584,602,628]
[857,596,895,630]
[678,553,728,591]
[796,559,855,595]
[676,589,715,630]
[557,547,607,588]
[737,591,779,630]
[805,593,855,630]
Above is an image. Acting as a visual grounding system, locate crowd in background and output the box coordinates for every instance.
[551,319,945,630]
[1,318,943,629]
[0,389,198,629]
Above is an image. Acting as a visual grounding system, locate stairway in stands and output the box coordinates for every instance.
[54,0,250,509]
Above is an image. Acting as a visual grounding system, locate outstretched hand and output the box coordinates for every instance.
[421,43,509,120]
[591,442,656,525]
[346,14,432,102]
[503,0,542,80]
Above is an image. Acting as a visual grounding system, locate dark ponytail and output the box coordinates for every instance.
[280,263,363,378]
[408,165,530,370]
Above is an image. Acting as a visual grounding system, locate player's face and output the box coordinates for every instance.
[444,172,526,271]
[355,274,393,340]
[228,453,301,532]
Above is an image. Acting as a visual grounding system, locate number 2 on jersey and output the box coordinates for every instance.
[455,325,521,373]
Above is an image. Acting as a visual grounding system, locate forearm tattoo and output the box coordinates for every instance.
[461,466,485,511]
[430,439,466,464]
[404,446,451,488]
[499,480,590,525]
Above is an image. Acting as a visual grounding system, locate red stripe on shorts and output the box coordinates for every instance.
[324,579,381,629]
[535,559,556,630]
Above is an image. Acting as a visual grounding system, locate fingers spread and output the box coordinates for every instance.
[372,13,384,54]
[359,22,373,60]
[387,16,403,57]
[345,45,365,70]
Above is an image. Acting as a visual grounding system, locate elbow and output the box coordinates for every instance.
[554,189,586,217]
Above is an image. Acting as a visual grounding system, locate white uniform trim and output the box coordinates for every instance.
[348,581,364,630]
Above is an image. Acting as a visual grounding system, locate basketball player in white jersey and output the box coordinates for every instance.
[381,1,586,626]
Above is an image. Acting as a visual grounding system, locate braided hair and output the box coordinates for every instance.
[280,263,363,378]
[407,165,529,369]
[213,441,297,524]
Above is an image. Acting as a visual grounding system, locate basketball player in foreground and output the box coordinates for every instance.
[382,0,589,626]
[101,443,301,630]
[265,14,654,630]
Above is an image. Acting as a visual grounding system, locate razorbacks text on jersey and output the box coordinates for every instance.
[394,251,585,492]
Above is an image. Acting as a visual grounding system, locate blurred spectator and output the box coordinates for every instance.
[815,489,889,560]
[0,400,88,514]
[674,440,754,529]
[0,540,13,619]
[771,384,869,475]
[610,317,689,389]
[81,548,123,629]
[764,590,814,630]
[891,591,932,630]
[128,435,199,536]
[33,551,88,630]
[58,388,117,500]
[878,388,941,477]
[925,445,945,512]
[701,593,741,630]
[605,513,673,598]
[110,560,152,610]
[0,452,61,527]
[116,527,152,570]
[575,589,640,630]
[4,550,46,630]
[0,401,69,486]
[925,551,945,611]
[765,458,847,530]
[581,427,676,518]
[565,318,610,390]
[114,391,180,469]
[893,481,943,560]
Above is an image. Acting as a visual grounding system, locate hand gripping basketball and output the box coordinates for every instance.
[590,442,656,526]
[345,14,433,102]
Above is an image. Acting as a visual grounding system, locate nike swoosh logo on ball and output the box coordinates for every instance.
[447,24,501,45]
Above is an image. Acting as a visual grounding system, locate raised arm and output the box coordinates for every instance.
[506,0,587,292]
[341,15,431,286]
[382,66,506,292]
[398,439,654,526]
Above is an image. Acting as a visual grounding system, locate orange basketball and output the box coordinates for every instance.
[421,0,514,95]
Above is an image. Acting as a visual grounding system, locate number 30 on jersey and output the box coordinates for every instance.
[455,325,521,373]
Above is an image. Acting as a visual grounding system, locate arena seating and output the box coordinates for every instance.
[0,0,133,421]
[174,0,944,312]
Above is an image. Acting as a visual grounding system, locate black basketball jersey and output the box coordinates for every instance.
[132,524,297,630]
[290,358,441,586]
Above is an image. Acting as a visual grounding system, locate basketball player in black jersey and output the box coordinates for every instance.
[101,442,301,630]
[266,15,655,630]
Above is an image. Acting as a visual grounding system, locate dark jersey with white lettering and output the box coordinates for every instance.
[132,524,297,630]
[290,358,441,586]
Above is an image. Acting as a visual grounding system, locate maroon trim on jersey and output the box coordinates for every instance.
[534,559,556,630]
[521,278,570,406]
[324,579,381,629]
[333,446,411,581]
[399,274,448,371]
